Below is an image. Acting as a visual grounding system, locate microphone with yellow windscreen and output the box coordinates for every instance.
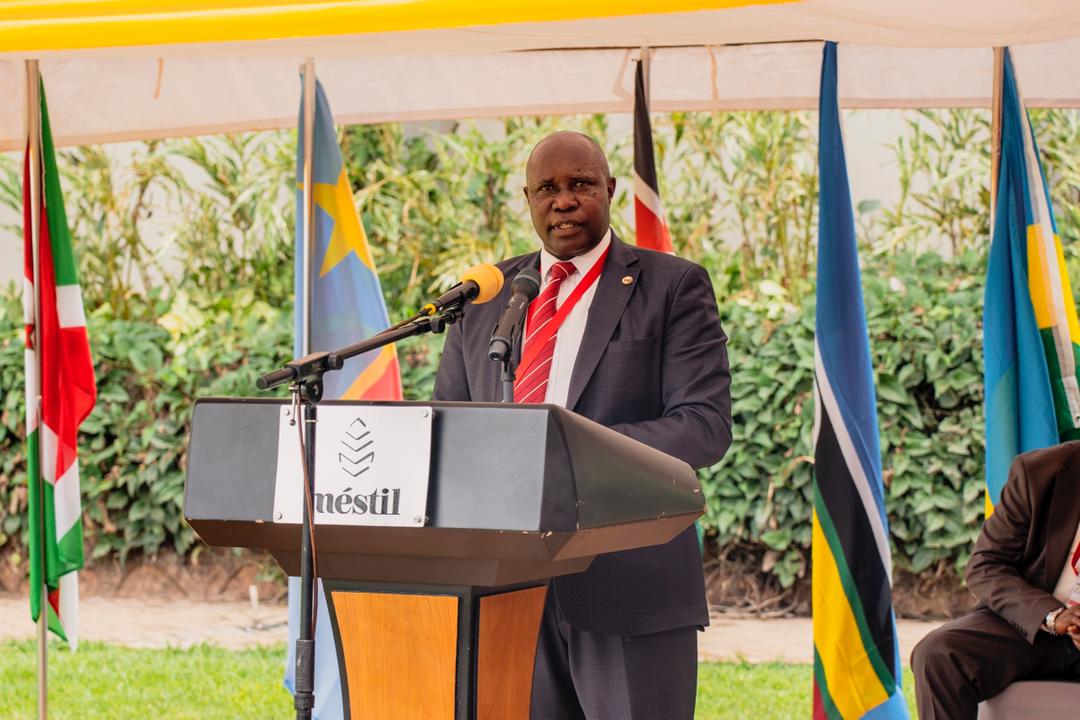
[419,263,505,316]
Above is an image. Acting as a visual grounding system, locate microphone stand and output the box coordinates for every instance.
[501,357,516,404]
[490,320,524,404]
[256,305,465,720]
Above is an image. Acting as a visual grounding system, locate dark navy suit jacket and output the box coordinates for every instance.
[433,234,732,636]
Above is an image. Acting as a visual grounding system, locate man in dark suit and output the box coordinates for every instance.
[911,441,1080,719]
[433,131,732,719]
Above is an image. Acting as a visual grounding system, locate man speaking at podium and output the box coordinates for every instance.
[434,131,732,719]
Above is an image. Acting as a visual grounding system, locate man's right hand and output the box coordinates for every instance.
[1052,605,1080,636]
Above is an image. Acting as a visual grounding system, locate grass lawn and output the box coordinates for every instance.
[697,662,917,719]
[0,641,918,718]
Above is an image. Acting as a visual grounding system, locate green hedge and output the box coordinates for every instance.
[704,250,986,587]
[0,249,989,586]
[0,289,293,562]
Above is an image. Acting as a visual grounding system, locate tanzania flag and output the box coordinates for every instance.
[285,74,403,718]
[23,79,96,651]
[984,48,1080,515]
[812,43,908,720]
[633,58,674,254]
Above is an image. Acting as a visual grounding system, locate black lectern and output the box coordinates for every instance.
[184,398,703,720]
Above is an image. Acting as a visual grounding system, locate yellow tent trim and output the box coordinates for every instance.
[0,0,796,53]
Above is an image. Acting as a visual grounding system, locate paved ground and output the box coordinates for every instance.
[0,596,289,650]
[0,594,942,664]
[698,615,942,665]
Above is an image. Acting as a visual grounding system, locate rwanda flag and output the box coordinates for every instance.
[284,74,403,718]
[984,48,1080,515]
[812,42,908,720]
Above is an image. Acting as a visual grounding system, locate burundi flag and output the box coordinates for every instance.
[984,48,1080,515]
[23,79,96,651]
[633,58,674,254]
[285,75,403,718]
[812,42,908,720]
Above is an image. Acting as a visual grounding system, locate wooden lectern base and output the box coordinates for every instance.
[325,580,548,720]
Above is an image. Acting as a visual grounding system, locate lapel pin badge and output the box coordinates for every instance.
[621,275,634,285]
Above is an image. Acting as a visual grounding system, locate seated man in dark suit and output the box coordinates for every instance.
[433,131,732,719]
[912,441,1080,719]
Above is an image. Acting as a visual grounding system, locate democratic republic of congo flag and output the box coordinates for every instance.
[984,48,1080,515]
[291,76,402,401]
[633,58,674,254]
[284,74,403,718]
[812,42,908,720]
[24,78,96,651]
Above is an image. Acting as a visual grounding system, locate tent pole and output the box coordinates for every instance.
[301,59,316,356]
[25,57,46,720]
[990,46,1005,226]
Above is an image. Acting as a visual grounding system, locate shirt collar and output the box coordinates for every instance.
[538,227,612,282]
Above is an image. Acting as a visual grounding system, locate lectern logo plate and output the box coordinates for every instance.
[272,405,433,527]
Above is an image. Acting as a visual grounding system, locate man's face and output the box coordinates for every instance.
[524,134,616,260]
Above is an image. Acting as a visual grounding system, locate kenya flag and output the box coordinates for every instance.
[633,58,674,254]
[23,80,96,650]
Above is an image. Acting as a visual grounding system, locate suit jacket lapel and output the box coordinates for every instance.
[565,234,639,412]
[1044,449,1080,590]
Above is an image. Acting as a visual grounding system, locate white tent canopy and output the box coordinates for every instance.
[1,0,1080,148]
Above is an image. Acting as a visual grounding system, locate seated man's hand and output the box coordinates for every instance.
[1052,605,1080,644]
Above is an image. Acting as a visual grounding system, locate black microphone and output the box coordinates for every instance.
[488,267,542,362]
[419,263,504,317]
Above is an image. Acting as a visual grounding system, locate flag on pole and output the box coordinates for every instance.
[23,79,96,651]
[983,48,1080,515]
[292,79,403,401]
[284,74,404,718]
[633,57,674,254]
[812,42,908,720]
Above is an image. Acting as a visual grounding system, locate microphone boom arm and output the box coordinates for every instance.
[256,305,464,392]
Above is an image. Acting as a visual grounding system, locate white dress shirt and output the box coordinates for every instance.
[525,228,612,408]
[1052,516,1080,605]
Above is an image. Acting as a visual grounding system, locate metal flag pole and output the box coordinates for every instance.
[293,57,318,720]
[990,46,1005,235]
[301,58,316,358]
[25,57,47,720]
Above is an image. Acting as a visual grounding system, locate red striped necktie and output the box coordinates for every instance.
[515,260,576,403]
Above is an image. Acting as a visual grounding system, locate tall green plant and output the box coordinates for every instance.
[58,142,185,319]
[857,110,993,260]
[662,111,818,298]
[166,133,296,306]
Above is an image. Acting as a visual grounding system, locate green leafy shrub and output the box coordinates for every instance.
[0,247,991,583]
[0,286,292,562]
[702,250,987,588]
